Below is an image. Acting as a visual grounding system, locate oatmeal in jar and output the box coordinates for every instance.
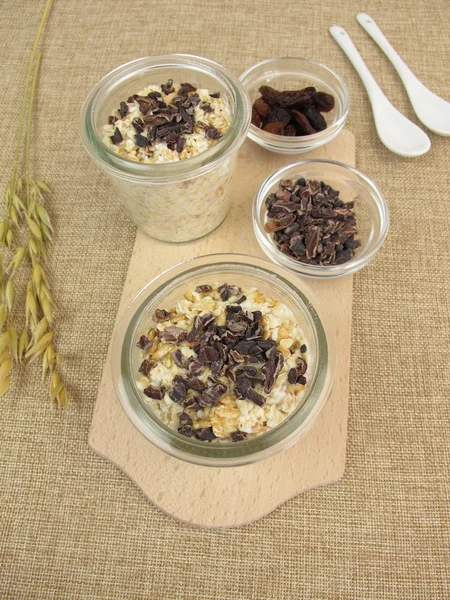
[136,283,310,442]
[103,80,231,163]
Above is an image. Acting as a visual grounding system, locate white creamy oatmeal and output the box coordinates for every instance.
[135,283,310,442]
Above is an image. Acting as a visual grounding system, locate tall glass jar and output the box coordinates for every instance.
[80,55,251,242]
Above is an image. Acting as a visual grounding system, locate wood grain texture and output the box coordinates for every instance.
[89,129,355,528]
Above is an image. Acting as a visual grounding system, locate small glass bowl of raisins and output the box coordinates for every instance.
[240,57,349,154]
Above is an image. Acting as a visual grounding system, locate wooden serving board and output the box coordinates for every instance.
[89,129,355,528]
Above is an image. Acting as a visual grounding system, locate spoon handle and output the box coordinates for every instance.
[329,26,388,105]
[356,13,415,86]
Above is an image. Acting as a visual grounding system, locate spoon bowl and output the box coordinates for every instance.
[330,26,431,157]
[357,13,450,136]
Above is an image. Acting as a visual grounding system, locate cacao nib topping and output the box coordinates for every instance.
[137,335,152,350]
[232,431,247,442]
[218,283,241,301]
[195,284,213,294]
[110,81,225,156]
[135,133,149,147]
[161,79,175,95]
[183,397,201,410]
[300,344,307,353]
[143,385,166,400]
[204,125,222,140]
[184,377,207,392]
[297,357,307,375]
[172,349,186,368]
[108,115,118,125]
[119,101,128,118]
[251,84,334,137]
[160,326,186,344]
[200,101,213,113]
[153,309,170,323]
[264,178,361,266]
[110,127,123,145]
[179,82,197,93]
[195,427,216,441]
[209,91,221,98]
[169,377,187,404]
[143,284,310,442]
[178,425,195,437]
[139,359,155,377]
[288,368,298,384]
[178,412,193,427]
[131,117,144,133]
[187,360,204,377]
[264,349,284,393]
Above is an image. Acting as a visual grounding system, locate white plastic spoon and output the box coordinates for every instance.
[357,13,450,136]
[330,25,431,157]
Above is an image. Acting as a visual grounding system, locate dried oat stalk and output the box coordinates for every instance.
[0,0,67,407]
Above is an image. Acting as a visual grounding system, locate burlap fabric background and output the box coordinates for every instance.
[1,1,449,598]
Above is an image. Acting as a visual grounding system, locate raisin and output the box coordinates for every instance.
[251,108,262,128]
[277,90,310,108]
[291,110,316,135]
[302,105,327,132]
[254,97,272,117]
[258,85,280,106]
[267,107,291,127]
[284,123,298,136]
[312,91,335,112]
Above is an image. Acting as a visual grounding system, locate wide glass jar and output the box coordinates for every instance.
[111,254,336,467]
[80,55,251,242]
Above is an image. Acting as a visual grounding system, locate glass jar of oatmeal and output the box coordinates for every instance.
[80,55,251,242]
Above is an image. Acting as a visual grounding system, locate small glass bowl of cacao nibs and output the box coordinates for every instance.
[253,160,389,278]
[111,254,336,467]
[240,57,349,154]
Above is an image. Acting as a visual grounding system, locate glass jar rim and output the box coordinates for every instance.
[80,54,251,184]
[111,253,336,467]
[253,159,390,278]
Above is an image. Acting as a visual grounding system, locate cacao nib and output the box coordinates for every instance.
[184,397,201,410]
[110,127,123,145]
[108,115,118,125]
[209,91,220,98]
[135,133,149,147]
[195,427,216,441]
[137,335,152,350]
[218,283,241,301]
[161,79,175,95]
[264,350,284,393]
[138,359,156,377]
[169,378,187,404]
[172,349,185,368]
[178,425,195,437]
[204,125,222,140]
[184,377,207,392]
[232,431,247,442]
[264,179,360,266]
[143,385,166,400]
[297,357,307,375]
[154,309,170,322]
[300,344,307,353]
[288,368,298,384]
[131,117,144,133]
[119,101,128,118]
[179,411,193,427]
[200,101,213,113]
[297,375,307,385]
[160,326,186,343]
